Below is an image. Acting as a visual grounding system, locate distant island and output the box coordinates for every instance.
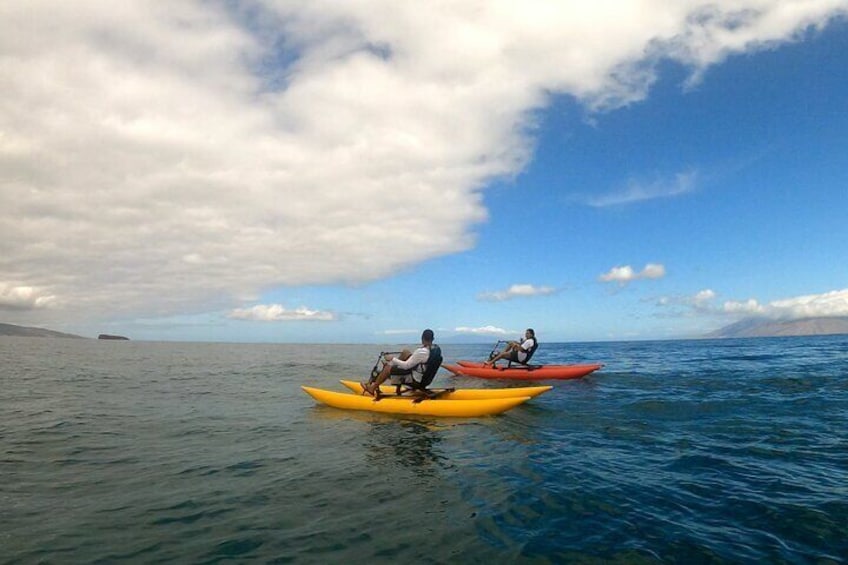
[0,322,87,339]
[707,317,848,338]
[0,323,131,340]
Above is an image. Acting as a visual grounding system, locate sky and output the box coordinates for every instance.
[2,1,848,344]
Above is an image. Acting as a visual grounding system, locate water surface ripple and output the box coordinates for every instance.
[2,336,846,563]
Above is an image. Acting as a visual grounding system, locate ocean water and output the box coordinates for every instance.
[1,335,846,564]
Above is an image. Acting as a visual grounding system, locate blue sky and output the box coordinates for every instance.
[2,2,847,343]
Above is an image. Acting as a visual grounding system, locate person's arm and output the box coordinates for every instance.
[391,347,428,370]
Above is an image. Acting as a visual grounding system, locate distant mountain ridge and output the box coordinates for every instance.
[0,322,87,339]
[4,319,847,342]
[708,317,848,338]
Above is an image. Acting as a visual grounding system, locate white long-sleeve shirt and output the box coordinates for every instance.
[390,346,431,379]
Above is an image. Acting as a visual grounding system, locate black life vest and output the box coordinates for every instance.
[520,338,538,363]
[412,344,442,390]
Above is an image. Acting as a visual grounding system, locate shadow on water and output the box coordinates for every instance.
[306,403,458,475]
[362,419,455,475]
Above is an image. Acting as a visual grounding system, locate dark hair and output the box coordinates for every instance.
[422,329,435,342]
[526,328,535,337]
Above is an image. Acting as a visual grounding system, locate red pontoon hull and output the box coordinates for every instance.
[445,361,603,381]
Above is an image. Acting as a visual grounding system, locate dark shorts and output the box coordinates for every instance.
[389,367,416,385]
[508,350,530,364]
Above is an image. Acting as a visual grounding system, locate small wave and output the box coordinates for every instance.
[204,537,265,559]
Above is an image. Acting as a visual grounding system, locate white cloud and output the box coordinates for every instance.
[600,263,666,285]
[477,283,557,302]
[586,170,698,207]
[455,325,511,335]
[722,288,848,319]
[642,264,667,279]
[601,266,636,284]
[721,298,767,316]
[0,284,56,311]
[658,288,848,320]
[657,287,715,305]
[2,2,846,323]
[228,304,335,322]
[693,289,717,304]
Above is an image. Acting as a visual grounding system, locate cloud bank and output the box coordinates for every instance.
[2,1,846,323]
[722,288,848,319]
[660,288,848,320]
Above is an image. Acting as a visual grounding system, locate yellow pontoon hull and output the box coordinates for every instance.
[339,380,552,400]
[302,386,530,417]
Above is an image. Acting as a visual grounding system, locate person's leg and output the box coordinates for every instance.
[364,350,412,394]
[485,350,508,366]
[487,342,523,366]
[363,362,389,395]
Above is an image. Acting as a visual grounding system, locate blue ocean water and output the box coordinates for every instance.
[1,335,846,563]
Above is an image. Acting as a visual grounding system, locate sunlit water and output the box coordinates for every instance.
[2,336,846,563]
